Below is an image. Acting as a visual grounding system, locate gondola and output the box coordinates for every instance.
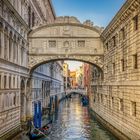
[28,123,52,140]
[81,96,89,106]
[28,130,44,140]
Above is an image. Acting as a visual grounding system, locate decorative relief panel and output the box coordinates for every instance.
[63,26,72,36]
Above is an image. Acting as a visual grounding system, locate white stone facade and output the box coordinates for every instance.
[0,0,56,139]
[31,62,64,113]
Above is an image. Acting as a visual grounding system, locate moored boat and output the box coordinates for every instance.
[29,130,44,140]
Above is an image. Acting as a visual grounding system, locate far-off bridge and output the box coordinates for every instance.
[66,89,87,96]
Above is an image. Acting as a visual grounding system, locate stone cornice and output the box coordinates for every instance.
[101,0,140,40]
[29,53,104,56]
[92,81,140,86]
[29,36,100,39]
[29,23,102,37]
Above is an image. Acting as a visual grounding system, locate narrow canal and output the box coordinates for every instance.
[41,95,118,140]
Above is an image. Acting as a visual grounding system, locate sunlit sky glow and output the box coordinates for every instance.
[65,61,83,71]
[52,0,126,70]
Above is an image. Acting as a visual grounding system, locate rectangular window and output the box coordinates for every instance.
[101,94,103,103]
[133,15,138,31]
[133,54,138,69]
[4,75,6,89]
[106,43,108,51]
[78,41,85,47]
[112,36,116,47]
[49,40,56,48]
[119,99,124,112]
[121,59,125,71]
[106,65,108,73]
[112,63,115,74]
[131,101,136,116]
[121,28,125,40]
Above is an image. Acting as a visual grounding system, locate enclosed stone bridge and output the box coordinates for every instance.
[66,89,87,96]
[28,17,104,72]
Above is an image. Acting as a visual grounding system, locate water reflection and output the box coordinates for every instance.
[40,95,118,140]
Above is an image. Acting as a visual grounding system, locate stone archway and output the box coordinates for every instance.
[28,17,104,71]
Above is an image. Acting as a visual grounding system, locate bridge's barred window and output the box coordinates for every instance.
[49,40,56,48]
[133,53,138,69]
[78,40,85,47]
[133,15,138,31]
[131,101,136,116]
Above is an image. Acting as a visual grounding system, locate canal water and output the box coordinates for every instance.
[40,95,118,140]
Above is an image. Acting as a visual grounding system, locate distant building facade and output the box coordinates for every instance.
[63,63,70,90]
[76,65,84,88]
[70,71,77,89]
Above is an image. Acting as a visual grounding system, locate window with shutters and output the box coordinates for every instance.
[133,15,138,31]
[78,41,85,47]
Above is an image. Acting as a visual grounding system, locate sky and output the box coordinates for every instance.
[52,0,126,70]
[52,0,126,27]
[65,61,83,71]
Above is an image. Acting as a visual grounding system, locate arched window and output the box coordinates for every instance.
[28,6,31,28]
[9,32,13,60]
[32,12,35,27]
[4,27,8,60]
[21,41,24,65]
[0,74,1,89]
[9,93,13,106]
[13,94,16,106]
[9,75,11,89]
[4,75,7,89]
[13,35,16,62]
[5,94,9,108]
[13,76,15,88]
[0,22,3,57]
